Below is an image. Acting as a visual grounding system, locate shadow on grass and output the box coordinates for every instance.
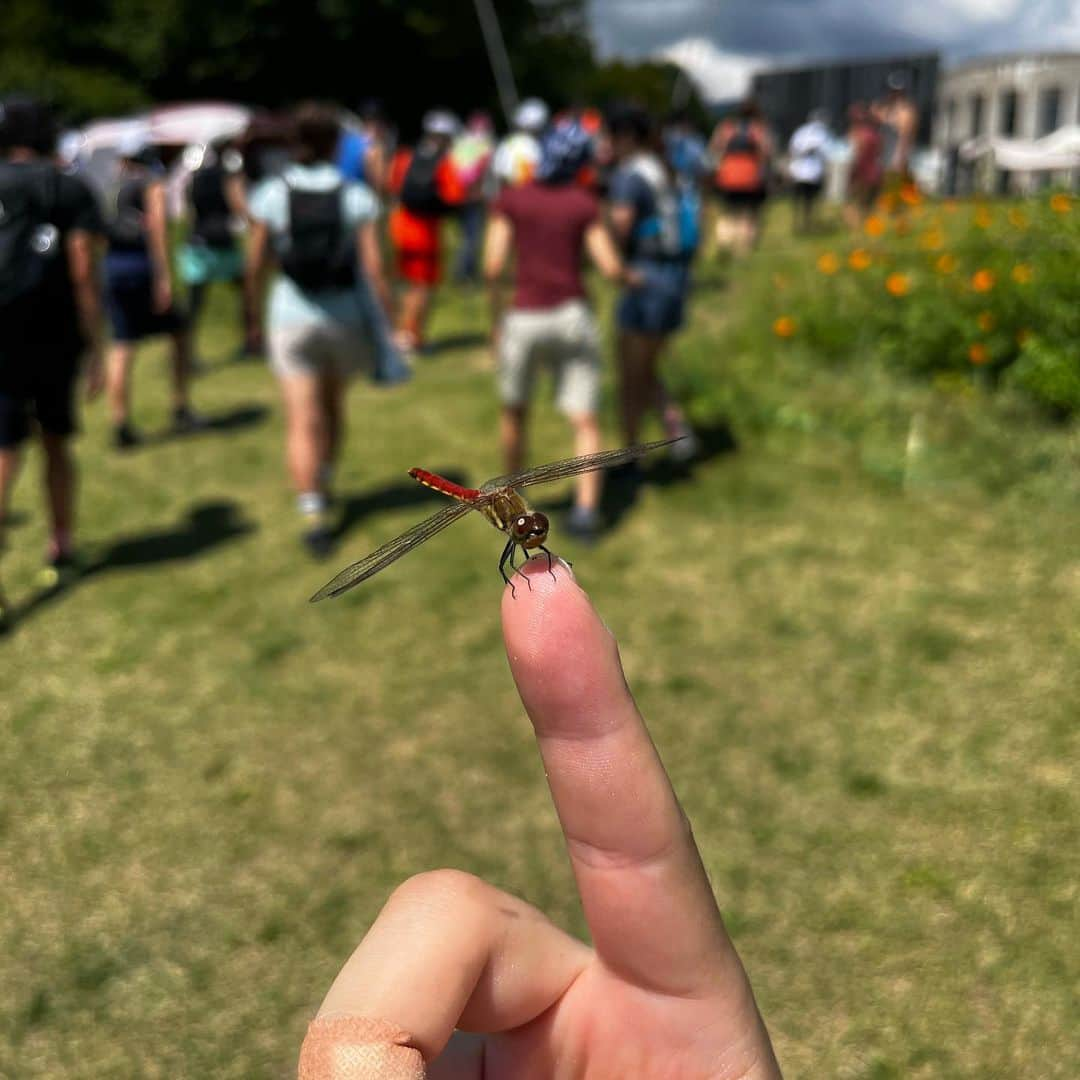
[600,420,740,530]
[1,500,254,635]
[334,469,469,544]
[420,333,488,356]
[143,404,269,446]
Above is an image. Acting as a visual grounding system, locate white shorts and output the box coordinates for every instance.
[498,300,600,416]
[268,320,375,381]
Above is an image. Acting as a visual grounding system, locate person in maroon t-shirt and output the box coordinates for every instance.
[483,121,639,541]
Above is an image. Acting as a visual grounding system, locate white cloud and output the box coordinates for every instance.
[660,38,765,102]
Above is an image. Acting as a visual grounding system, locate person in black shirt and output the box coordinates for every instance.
[178,137,253,357]
[0,97,105,616]
[103,135,201,448]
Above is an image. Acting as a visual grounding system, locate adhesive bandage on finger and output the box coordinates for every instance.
[298,1015,425,1079]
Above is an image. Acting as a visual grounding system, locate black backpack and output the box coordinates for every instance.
[190,163,233,248]
[400,143,449,216]
[0,160,62,332]
[278,181,356,291]
[106,176,149,250]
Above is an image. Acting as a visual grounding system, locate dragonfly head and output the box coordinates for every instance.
[511,511,549,550]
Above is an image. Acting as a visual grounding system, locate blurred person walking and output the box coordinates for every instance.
[245,102,391,559]
[492,98,549,190]
[607,104,699,462]
[788,109,831,233]
[103,136,201,448]
[874,73,919,186]
[0,97,105,616]
[178,137,253,357]
[484,120,640,542]
[387,110,465,355]
[450,111,495,283]
[845,103,884,229]
[336,100,390,194]
[709,98,772,257]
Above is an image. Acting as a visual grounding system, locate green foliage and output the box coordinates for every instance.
[764,192,1080,415]
[0,0,704,131]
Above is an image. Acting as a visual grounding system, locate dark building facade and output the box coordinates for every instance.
[751,53,940,144]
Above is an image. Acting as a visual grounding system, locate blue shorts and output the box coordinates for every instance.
[105,254,187,343]
[616,260,691,336]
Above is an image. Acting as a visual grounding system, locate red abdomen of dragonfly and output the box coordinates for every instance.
[409,468,482,502]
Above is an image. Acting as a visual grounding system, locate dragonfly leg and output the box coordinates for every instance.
[538,545,557,585]
[499,538,517,598]
[511,544,533,590]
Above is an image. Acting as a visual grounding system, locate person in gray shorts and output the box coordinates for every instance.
[484,120,639,541]
[246,102,392,558]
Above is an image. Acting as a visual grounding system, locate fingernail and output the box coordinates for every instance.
[556,556,575,581]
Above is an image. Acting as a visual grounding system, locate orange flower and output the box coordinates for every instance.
[935,253,958,274]
[977,311,995,332]
[969,343,990,365]
[919,228,945,251]
[885,272,911,297]
[1016,329,1032,347]
[773,315,797,338]
[1007,207,1029,229]
[864,215,886,237]
[1011,263,1034,284]
[971,269,995,293]
[899,182,922,206]
[876,192,897,214]
[816,251,840,275]
[943,200,959,214]
[848,248,872,271]
[772,272,789,290]
[1050,192,1073,214]
[973,206,993,228]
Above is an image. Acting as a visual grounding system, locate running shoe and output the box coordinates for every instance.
[563,505,601,545]
[173,406,210,434]
[113,423,142,450]
[36,551,79,591]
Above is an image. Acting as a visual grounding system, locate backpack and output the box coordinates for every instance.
[629,157,700,261]
[277,180,356,291]
[0,161,62,331]
[716,120,766,193]
[106,176,149,250]
[190,164,233,248]
[400,143,449,215]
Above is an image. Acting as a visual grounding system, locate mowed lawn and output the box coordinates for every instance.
[2,210,1078,1078]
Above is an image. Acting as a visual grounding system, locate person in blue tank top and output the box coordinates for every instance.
[335,101,389,194]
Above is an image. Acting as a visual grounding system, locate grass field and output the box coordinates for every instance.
[2,204,1078,1078]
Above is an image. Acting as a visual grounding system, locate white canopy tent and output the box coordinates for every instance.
[960,126,1080,171]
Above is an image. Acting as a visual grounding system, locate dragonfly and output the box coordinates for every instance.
[310,438,680,602]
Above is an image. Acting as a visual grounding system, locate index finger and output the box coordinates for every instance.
[502,559,744,997]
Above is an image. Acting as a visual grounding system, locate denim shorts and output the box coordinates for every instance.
[616,259,691,336]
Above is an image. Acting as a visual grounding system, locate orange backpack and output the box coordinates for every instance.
[716,121,765,193]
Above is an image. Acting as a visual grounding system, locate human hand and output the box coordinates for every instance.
[300,560,781,1079]
[152,276,173,314]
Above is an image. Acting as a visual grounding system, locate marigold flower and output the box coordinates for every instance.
[935,253,958,274]
[1011,263,1034,284]
[1016,329,1032,346]
[848,248,872,270]
[977,311,995,332]
[864,215,886,237]
[969,343,990,365]
[943,200,959,214]
[1007,208,1028,229]
[973,206,993,228]
[1050,192,1073,214]
[773,315,797,338]
[971,269,995,293]
[899,182,922,206]
[885,272,911,297]
[816,252,840,275]
[919,229,945,251]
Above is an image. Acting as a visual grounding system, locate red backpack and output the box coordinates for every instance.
[716,120,765,193]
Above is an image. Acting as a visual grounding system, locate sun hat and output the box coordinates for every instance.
[513,98,549,134]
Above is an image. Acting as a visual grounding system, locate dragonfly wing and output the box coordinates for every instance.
[484,437,682,491]
[310,500,474,602]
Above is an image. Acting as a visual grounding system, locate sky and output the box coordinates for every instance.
[588,0,1080,100]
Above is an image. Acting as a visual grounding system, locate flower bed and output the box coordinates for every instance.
[770,191,1080,415]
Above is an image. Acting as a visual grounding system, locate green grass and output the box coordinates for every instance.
[2,205,1078,1077]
